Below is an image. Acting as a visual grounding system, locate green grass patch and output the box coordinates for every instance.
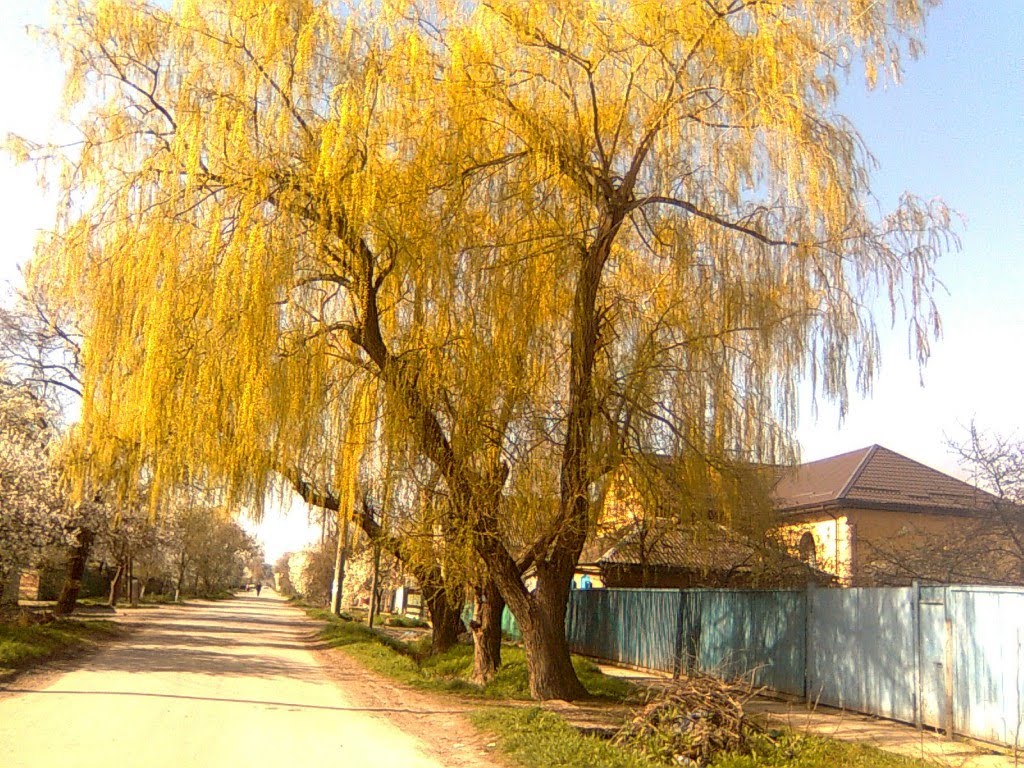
[78,597,113,607]
[0,619,125,672]
[710,733,940,768]
[471,709,941,768]
[138,593,177,605]
[311,609,634,701]
[471,707,659,767]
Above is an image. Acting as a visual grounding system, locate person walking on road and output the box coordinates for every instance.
[255,582,262,596]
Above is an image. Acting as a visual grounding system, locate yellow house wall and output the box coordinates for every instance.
[845,507,981,584]
[779,507,1000,585]
[778,514,853,584]
[597,470,645,534]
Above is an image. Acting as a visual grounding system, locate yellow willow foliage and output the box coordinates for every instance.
[334,378,376,524]
[25,0,955,522]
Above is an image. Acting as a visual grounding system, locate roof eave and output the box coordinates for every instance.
[776,499,998,519]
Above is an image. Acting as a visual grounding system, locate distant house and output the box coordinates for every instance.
[772,445,1021,586]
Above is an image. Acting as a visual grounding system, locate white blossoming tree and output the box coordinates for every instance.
[0,378,65,605]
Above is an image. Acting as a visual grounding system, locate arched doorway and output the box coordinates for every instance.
[798,531,818,568]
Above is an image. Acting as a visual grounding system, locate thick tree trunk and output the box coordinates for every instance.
[521,612,584,700]
[56,528,96,616]
[431,596,466,656]
[421,575,464,655]
[516,569,587,701]
[471,579,505,684]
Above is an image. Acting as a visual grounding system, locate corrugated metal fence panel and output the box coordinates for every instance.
[948,588,1024,747]
[562,585,1024,749]
[808,587,916,723]
[567,589,682,673]
[917,588,947,729]
[693,590,806,696]
[566,589,615,661]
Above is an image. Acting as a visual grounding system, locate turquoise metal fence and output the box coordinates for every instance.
[559,584,1024,750]
[501,605,521,640]
[562,589,805,694]
[694,590,805,695]
[566,589,682,671]
[947,586,1024,747]
[806,587,917,723]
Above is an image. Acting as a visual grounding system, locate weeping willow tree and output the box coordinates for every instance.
[21,0,957,699]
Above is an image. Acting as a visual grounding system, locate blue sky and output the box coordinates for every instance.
[795,1,1024,476]
[0,2,1021,556]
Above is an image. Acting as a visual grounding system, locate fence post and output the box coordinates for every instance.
[804,581,815,704]
[688,590,703,676]
[913,579,922,730]
[673,590,685,679]
[944,612,955,739]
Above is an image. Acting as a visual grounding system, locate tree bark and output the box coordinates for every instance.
[471,578,505,684]
[367,542,381,628]
[420,571,465,655]
[521,590,585,700]
[330,515,350,615]
[175,551,187,602]
[56,528,96,615]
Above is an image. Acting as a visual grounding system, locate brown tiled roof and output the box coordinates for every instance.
[598,523,756,572]
[772,445,1002,515]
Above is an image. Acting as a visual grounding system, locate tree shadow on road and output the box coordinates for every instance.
[0,687,468,716]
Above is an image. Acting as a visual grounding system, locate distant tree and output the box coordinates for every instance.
[273,553,295,597]
[298,540,338,606]
[0,289,105,614]
[942,425,1024,584]
[951,425,1024,507]
[0,287,83,408]
[0,378,64,606]
[858,426,1024,586]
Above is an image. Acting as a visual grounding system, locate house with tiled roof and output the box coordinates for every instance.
[773,445,1020,586]
[585,454,825,589]
[585,445,1022,588]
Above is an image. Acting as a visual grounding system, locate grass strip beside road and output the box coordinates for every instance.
[471,708,658,767]
[310,609,940,768]
[310,607,631,700]
[473,708,942,768]
[0,618,126,675]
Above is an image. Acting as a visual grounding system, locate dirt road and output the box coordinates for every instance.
[0,593,497,767]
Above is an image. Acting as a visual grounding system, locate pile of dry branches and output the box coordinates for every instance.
[614,674,766,766]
